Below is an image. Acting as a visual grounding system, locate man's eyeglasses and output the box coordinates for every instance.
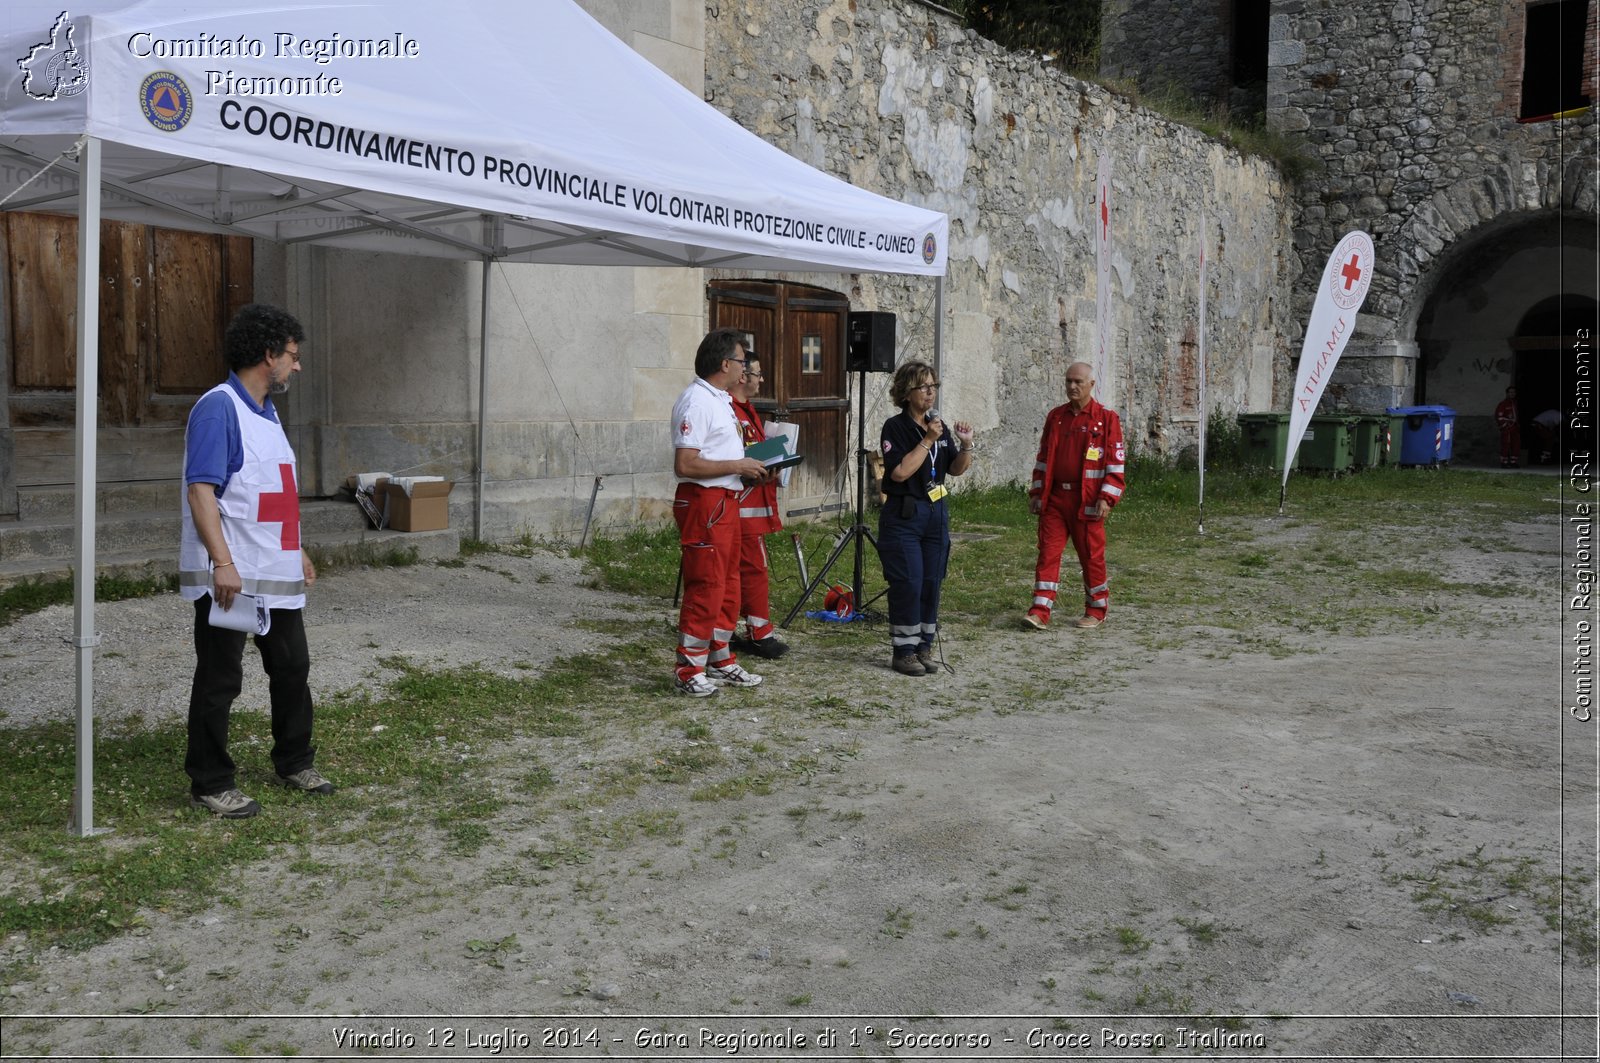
[725,356,749,368]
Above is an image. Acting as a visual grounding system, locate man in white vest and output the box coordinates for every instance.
[179,304,331,818]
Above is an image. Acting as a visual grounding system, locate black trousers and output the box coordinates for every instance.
[186,597,317,797]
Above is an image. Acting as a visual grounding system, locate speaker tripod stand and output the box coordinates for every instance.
[781,369,881,627]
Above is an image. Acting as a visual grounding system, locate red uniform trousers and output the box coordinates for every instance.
[673,483,742,680]
[1032,485,1110,622]
[738,533,775,642]
[1499,423,1521,464]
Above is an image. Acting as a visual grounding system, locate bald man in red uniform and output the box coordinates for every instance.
[1025,362,1125,630]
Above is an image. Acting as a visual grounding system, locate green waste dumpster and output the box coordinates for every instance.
[1350,415,1386,469]
[1383,412,1406,465]
[1237,413,1298,471]
[1298,414,1357,473]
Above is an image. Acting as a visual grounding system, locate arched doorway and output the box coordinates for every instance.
[1411,212,1597,464]
[1512,294,1598,465]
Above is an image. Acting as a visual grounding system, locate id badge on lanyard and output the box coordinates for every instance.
[926,436,947,502]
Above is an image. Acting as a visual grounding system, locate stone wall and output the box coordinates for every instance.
[1088,0,1599,438]
[1100,0,1233,100]
[707,0,1296,485]
[1268,0,1600,411]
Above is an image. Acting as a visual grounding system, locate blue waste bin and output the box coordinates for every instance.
[1386,405,1456,466]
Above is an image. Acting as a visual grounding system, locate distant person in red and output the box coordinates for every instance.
[1494,386,1520,468]
[1025,362,1125,630]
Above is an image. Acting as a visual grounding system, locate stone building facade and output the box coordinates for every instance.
[1103,0,1599,463]
[706,0,1295,486]
[0,0,1299,541]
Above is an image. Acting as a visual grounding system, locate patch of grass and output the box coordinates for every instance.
[1131,981,1193,1013]
[1390,845,1597,959]
[690,773,777,803]
[0,637,664,948]
[1127,82,1318,180]
[304,542,419,571]
[1,571,176,628]
[649,745,726,784]
[881,907,915,939]
[1114,925,1151,954]
[1176,917,1229,944]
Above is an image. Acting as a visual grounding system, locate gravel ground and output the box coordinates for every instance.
[0,512,1595,1062]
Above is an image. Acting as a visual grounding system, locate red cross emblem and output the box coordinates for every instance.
[1340,254,1363,289]
[1100,189,1109,241]
[257,463,301,550]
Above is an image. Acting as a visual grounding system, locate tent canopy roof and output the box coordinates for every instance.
[1,1,948,273]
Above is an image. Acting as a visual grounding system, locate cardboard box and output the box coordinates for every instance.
[381,480,453,531]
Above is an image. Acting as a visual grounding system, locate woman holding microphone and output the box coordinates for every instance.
[876,360,974,676]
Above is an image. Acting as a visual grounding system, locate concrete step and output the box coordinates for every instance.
[0,500,383,563]
[0,526,459,591]
[0,550,178,592]
[17,481,184,522]
[19,482,373,527]
[0,510,182,563]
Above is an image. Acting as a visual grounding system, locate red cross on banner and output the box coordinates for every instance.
[1100,191,1109,240]
[257,463,301,550]
[1340,254,1363,289]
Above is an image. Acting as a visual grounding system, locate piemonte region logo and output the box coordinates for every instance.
[921,232,938,266]
[140,71,193,132]
[17,10,90,101]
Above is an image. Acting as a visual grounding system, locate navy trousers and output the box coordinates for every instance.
[876,496,949,656]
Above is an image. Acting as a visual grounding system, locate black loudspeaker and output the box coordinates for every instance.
[846,311,896,373]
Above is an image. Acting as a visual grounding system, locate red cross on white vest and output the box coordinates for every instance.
[257,463,301,550]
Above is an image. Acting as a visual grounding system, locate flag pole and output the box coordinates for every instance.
[1196,210,1208,535]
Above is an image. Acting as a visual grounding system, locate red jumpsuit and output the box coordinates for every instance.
[731,398,783,642]
[1494,397,1520,467]
[1027,398,1125,624]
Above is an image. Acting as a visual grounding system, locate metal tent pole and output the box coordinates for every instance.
[474,246,492,541]
[70,136,105,837]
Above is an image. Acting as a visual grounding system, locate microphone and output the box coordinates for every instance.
[926,407,941,425]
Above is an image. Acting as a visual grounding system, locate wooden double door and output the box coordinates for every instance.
[4,212,252,483]
[708,280,849,512]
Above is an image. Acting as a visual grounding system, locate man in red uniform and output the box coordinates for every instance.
[1024,362,1125,630]
[669,329,770,697]
[1494,386,1520,468]
[727,353,789,659]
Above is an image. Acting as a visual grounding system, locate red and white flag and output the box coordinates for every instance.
[1283,230,1375,485]
[1094,152,1113,392]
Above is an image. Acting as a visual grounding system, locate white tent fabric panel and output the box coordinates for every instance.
[1,1,948,273]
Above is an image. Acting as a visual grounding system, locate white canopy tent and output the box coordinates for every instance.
[0,0,948,834]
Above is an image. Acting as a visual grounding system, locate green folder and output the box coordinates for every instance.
[746,436,802,470]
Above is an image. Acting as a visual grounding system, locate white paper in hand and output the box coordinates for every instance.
[209,594,271,636]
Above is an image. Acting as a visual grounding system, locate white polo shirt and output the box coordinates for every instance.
[672,377,744,490]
